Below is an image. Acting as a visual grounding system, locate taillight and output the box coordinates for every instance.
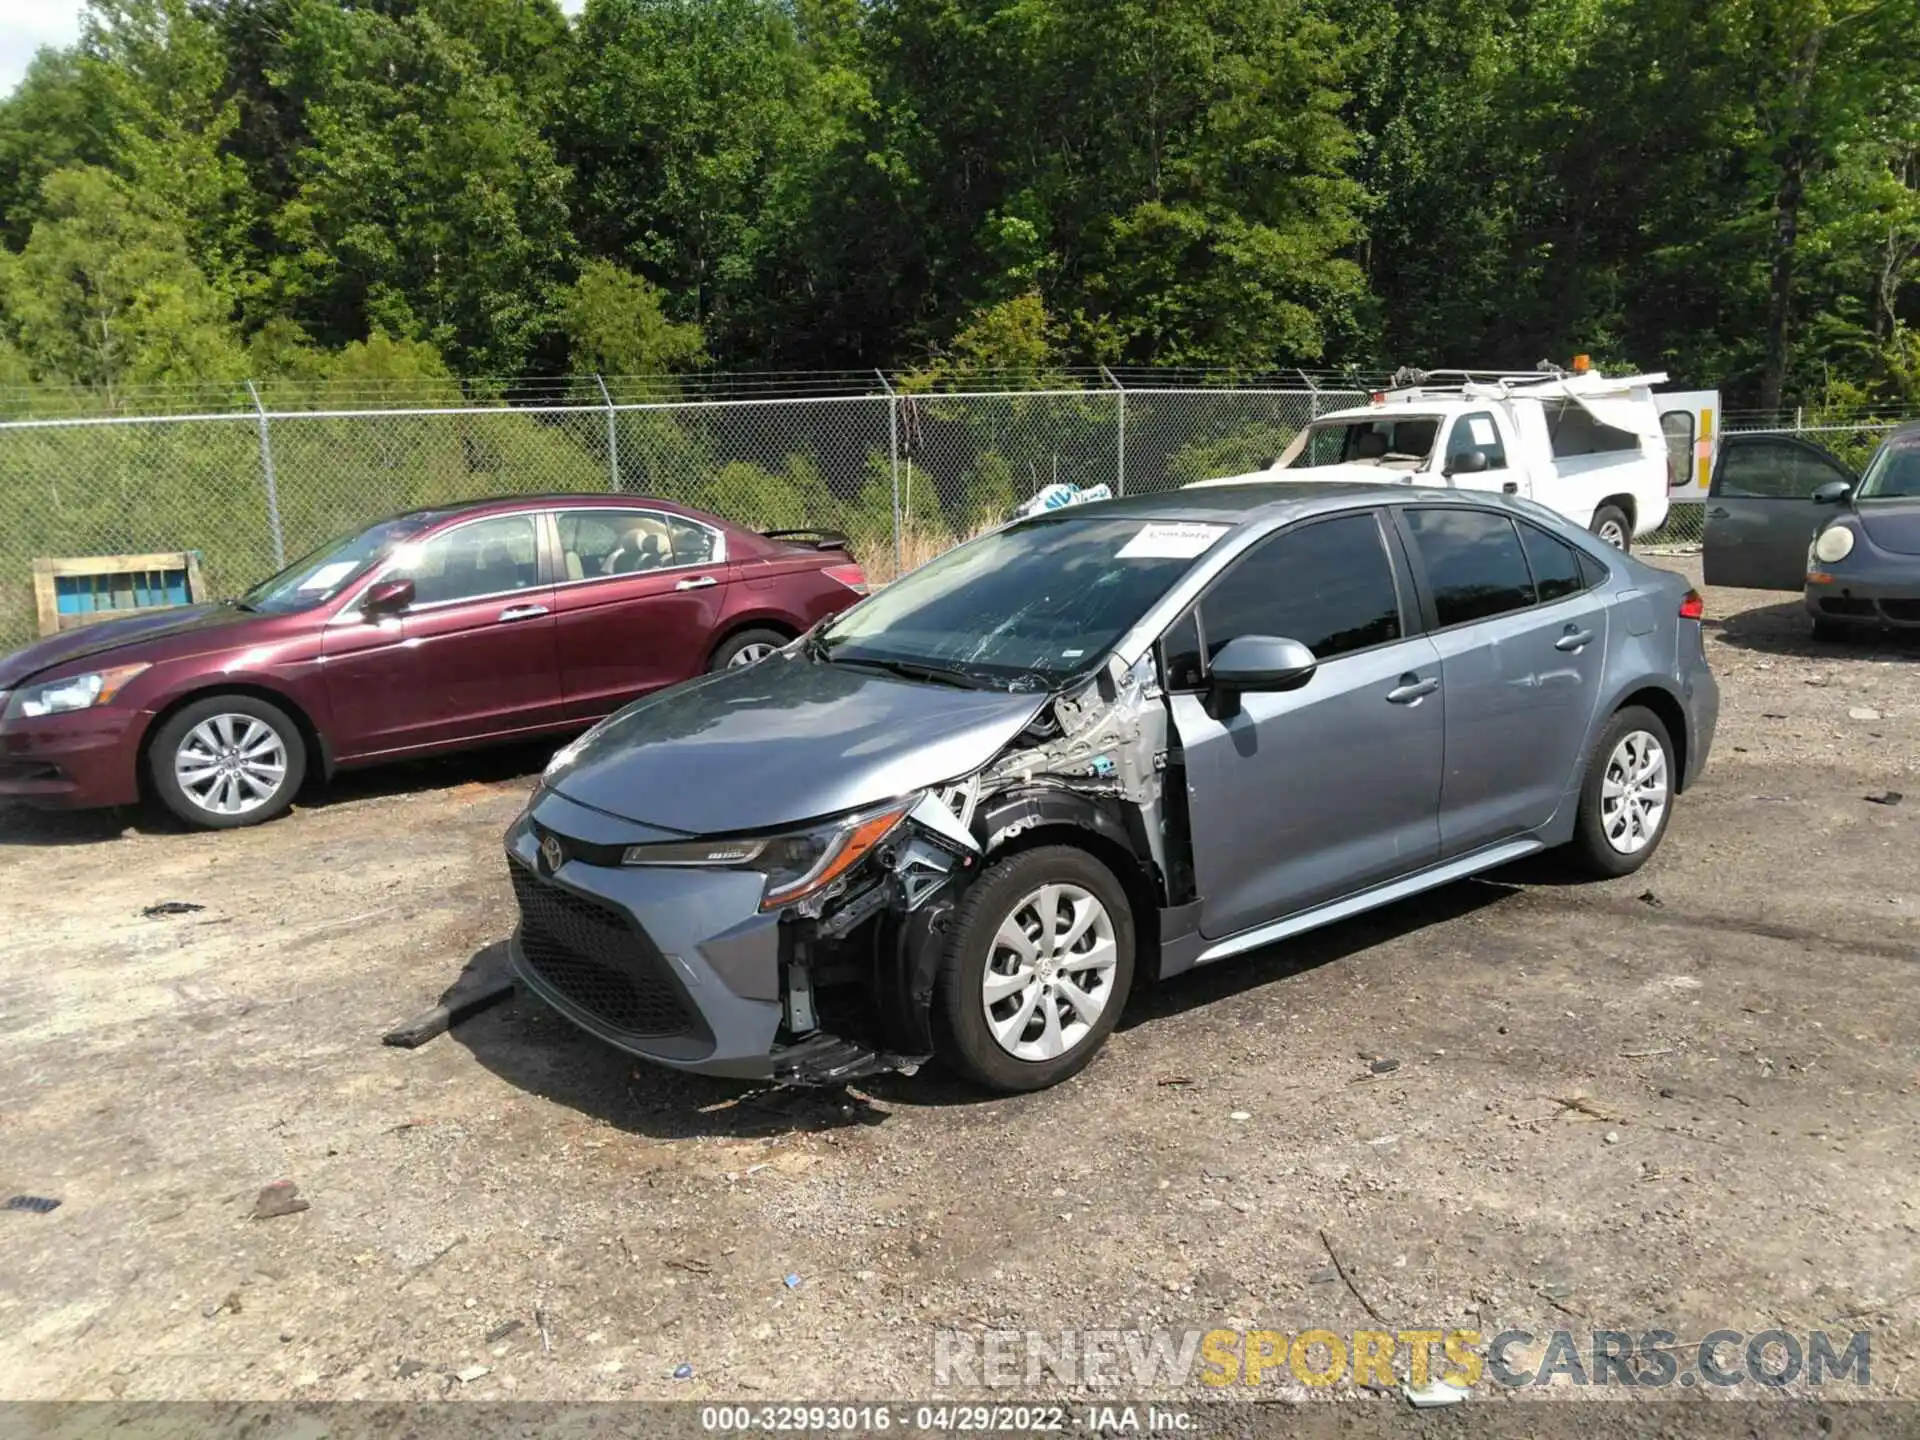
[1679,588,1704,621]
[823,563,868,595]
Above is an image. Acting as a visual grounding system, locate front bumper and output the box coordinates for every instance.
[1804,572,1920,627]
[0,706,148,809]
[504,791,789,1079]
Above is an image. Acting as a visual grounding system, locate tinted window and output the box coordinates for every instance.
[1716,438,1850,499]
[1447,412,1508,471]
[391,514,541,605]
[556,508,717,580]
[1406,508,1537,626]
[1578,550,1611,590]
[1199,514,1402,662]
[1518,522,1586,602]
[819,514,1226,686]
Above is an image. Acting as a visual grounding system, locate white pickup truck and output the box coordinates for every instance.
[1190,368,1695,550]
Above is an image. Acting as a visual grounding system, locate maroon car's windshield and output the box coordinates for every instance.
[238,516,432,615]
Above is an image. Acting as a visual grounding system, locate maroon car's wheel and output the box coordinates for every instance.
[149,694,307,830]
[709,628,790,671]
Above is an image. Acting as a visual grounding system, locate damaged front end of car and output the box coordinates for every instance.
[767,651,1188,1085]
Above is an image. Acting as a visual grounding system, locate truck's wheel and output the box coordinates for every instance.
[1591,505,1632,552]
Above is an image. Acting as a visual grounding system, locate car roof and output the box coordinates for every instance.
[388,492,724,528]
[1042,480,1529,528]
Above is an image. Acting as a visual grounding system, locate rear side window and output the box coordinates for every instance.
[1578,551,1611,589]
[1405,508,1536,626]
[1517,522,1586,602]
[1198,513,1402,662]
[1546,400,1641,457]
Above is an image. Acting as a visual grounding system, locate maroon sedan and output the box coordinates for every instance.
[0,495,868,828]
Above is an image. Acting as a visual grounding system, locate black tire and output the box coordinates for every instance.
[708,627,790,672]
[934,845,1136,1093]
[1810,615,1849,643]
[1590,504,1633,552]
[1566,705,1675,878]
[148,694,307,830]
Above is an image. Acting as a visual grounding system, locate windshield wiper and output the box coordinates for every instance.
[828,655,993,690]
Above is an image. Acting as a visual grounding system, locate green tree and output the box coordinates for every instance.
[562,260,707,375]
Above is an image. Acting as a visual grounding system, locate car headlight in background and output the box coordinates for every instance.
[3,663,149,720]
[622,799,913,911]
[1813,525,1856,564]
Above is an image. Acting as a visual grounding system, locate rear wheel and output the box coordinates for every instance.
[1591,504,1633,552]
[708,627,789,671]
[934,846,1136,1093]
[1566,705,1674,877]
[149,694,306,829]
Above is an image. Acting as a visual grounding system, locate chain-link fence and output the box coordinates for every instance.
[0,377,1370,650]
[4,376,1912,650]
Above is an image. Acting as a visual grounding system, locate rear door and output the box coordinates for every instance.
[1168,510,1445,937]
[1703,434,1858,590]
[550,506,733,721]
[1397,506,1609,855]
[322,511,563,757]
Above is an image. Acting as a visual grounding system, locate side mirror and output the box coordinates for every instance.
[1812,480,1852,506]
[1445,449,1490,477]
[361,577,415,618]
[1207,635,1318,719]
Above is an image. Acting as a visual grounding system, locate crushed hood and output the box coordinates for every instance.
[544,653,1050,834]
[0,603,245,689]
[1855,499,1920,556]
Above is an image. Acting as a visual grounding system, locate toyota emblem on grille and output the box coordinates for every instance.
[539,831,565,874]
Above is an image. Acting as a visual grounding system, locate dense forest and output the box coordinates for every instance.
[0,0,1913,410]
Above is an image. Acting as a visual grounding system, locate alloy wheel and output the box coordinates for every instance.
[980,882,1119,1062]
[727,641,778,667]
[173,713,289,817]
[1597,519,1628,549]
[1600,729,1668,855]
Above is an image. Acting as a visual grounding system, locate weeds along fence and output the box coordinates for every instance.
[0,374,1365,650]
[7,372,1900,652]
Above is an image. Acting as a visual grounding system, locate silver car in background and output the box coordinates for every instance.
[507,483,1718,1093]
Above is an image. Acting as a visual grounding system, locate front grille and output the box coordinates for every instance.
[510,864,696,1038]
[1879,599,1920,623]
[1820,596,1877,616]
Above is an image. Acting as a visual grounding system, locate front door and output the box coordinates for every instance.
[1439,409,1525,499]
[1703,435,1857,591]
[1398,506,1609,855]
[322,512,564,758]
[1169,510,1445,939]
[549,507,734,720]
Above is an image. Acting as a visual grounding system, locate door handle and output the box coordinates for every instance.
[1502,481,1518,494]
[497,603,549,622]
[1555,628,1595,651]
[675,576,718,591]
[1386,675,1440,705]
[1706,506,1730,519]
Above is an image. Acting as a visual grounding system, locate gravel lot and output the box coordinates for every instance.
[2,555,1917,1414]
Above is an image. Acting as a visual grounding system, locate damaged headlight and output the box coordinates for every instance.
[621,799,913,912]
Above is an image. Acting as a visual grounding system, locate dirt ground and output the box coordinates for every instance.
[2,554,1917,1417]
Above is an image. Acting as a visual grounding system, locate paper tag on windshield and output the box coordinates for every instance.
[1468,417,1496,445]
[1117,523,1226,560]
[298,560,360,591]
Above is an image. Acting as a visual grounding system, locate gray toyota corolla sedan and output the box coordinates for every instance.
[507,483,1718,1093]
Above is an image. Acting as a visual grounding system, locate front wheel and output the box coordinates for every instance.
[149,695,307,829]
[1566,705,1674,877]
[1590,504,1633,552]
[934,846,1136,1092]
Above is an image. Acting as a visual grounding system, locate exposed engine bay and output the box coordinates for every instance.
[770,651,1190,1085]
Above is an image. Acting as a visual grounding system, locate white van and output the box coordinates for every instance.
[1190,367,1696,550]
